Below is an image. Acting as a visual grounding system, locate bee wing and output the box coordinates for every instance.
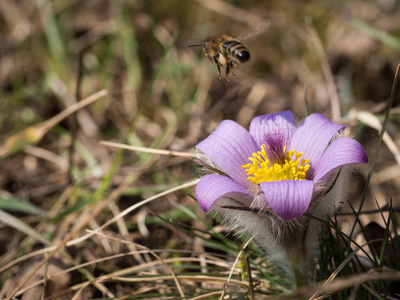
[235,19,270,41]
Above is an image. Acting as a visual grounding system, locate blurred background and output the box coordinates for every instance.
[1,0,400,298]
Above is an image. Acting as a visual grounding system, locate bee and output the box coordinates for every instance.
[190,20,270,80]
[203,35,250,80]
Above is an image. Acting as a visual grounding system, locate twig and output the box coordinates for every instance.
[100,141,195,158]
[303,25,341,121]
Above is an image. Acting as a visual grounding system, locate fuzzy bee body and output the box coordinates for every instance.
[203,35,251,79]
[190,20,269,80]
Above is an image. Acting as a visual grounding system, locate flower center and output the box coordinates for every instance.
[242,144,310,184]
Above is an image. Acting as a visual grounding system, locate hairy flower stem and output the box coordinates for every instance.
[292,262,307,299]
[287,244,308,299]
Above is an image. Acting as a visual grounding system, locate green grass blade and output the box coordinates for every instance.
[0,194,46,216]
[379,198,392,268]
[304,86,310,116]
[37,0,66,65]
[349,64,400,239]
[348,18,400,52]
[0,210,49,245]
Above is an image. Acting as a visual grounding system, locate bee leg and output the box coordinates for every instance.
[225,63,235,80]
[216,64,222,79]
[213,55,222,79]
[225,66,231,80]
[229,62,236,77]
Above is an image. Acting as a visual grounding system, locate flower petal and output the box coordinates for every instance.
[196,120,258,188]
[196,174,254,213]
[259,180,314,220]
[249,111,297,148]
[289,114,346,178]
[313,137,368,183]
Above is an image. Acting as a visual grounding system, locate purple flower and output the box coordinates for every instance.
[195,111,368,220]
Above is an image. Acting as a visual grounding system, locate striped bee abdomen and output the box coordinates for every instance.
[222,40,251,63]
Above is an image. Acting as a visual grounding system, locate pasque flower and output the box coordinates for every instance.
[196,111,367,220]
[195,111,368,285]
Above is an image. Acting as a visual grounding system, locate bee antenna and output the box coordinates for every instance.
[188,44,203,48]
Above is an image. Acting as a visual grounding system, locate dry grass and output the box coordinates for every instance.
[0,0,400,299]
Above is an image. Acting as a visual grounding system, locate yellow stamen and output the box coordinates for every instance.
[242,144,310,184]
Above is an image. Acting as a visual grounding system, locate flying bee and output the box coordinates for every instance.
[203,35,250,79]
[190,20,270,80]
